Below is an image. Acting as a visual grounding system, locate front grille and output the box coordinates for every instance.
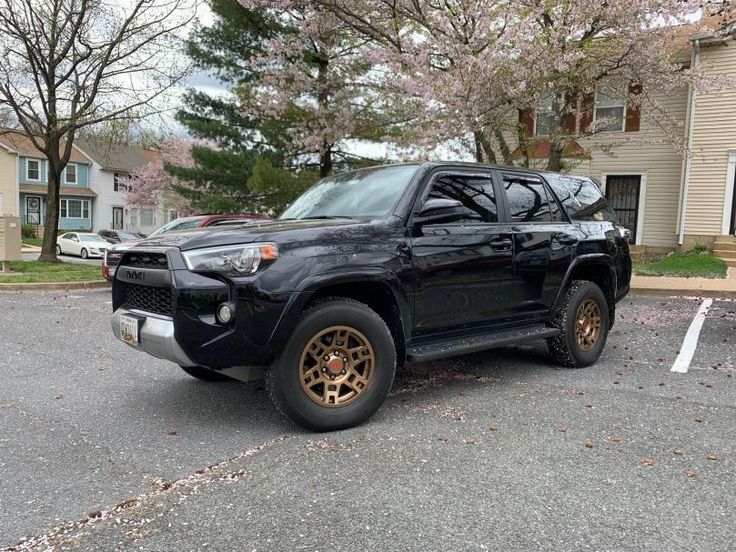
[122,282,173,316]
[123,252,168,270]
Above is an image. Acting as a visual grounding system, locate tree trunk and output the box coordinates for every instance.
[39,146,63,262]
[546,141,564,172]
[516,113,530,168]
[473,130,496,164]
[320,146,332,178]
[493,127,513,166]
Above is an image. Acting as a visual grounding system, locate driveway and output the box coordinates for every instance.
[0,291,733,551]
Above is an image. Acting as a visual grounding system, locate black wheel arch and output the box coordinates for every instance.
[553,255,618,327]
[268,271,411,367]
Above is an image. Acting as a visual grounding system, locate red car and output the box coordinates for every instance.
[102,214,269,280]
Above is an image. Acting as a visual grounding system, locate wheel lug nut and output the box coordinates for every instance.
[324,355,329,361]
[341,369,346,374]
[342,357,348,362]
[322,367,327,372]
[330,375,335,380]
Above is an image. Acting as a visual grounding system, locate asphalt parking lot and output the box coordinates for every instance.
[0,290,733,551]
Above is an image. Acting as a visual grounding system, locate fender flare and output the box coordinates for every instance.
[267,268,412,353]
[554,254,618,321]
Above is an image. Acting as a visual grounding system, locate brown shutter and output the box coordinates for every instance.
[625,83,642,133]
[519,108,535,137]
[579,93,595,133]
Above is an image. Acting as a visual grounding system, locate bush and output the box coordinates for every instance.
[21,224,36,238]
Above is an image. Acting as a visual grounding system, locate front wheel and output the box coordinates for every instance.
[80,248,88,259]
[55,244,62,256]
[547,280,609,368]
[179,365,234,381]
[268,298,396,432]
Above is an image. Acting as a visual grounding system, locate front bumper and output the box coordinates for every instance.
[111,308,197,367]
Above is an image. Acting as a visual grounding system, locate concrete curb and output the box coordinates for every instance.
[630,286,736,299]
[0,280,110,292]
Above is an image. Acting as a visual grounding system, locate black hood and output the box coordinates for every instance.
[133,218,368,251]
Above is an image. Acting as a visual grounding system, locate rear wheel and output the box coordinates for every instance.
[80,248,88,259]
[547,280,609,368]
[179,365,234,381]
[268,298,396,432]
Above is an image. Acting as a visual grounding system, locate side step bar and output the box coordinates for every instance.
[406,325,560,362]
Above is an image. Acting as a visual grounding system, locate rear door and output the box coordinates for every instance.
[410,169,516,333]
[500,171,577,316]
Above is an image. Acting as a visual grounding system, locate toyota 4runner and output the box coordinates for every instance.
[111,162,631,431]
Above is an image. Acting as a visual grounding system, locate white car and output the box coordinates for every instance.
[56,232,109,259]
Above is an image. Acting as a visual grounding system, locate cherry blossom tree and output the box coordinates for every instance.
[238,0,398,176]
[124,138,195,217]
[312,0,734,170]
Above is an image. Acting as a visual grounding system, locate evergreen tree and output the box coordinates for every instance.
[169,0,311,214]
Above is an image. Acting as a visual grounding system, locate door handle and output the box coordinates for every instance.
[553,233,579,246]
[489,237,513,250]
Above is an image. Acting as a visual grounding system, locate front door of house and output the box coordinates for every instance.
[605,175,641,243]
[112,206,124,230]
[26,196,41,225]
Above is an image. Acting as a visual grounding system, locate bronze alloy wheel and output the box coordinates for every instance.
[575,298,602,351]
[299,325,375,408]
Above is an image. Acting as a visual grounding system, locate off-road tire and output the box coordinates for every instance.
[547,280,609,368]
[81,248,88,259]
[268,297,396,432]
[179,365,234,381]
[55,244,62,255]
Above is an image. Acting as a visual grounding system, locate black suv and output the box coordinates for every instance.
[111,163,631,431]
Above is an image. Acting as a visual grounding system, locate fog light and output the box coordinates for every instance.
[216,303,233,324]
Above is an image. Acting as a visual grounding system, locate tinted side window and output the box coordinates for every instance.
[546,175,619,222]
[427,173,498,223]
[503,175,558,223]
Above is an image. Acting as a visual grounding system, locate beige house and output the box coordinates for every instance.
[519,17,736,263]
[0,139,19,217]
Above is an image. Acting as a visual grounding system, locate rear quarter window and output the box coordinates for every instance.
[545,175,619,223]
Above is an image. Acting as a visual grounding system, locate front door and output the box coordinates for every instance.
[605,175,641,242]
[410,170,516,334]
[26,196,41,225]
[112,206,124,230]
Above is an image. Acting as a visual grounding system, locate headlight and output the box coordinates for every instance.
[182,243,278,275]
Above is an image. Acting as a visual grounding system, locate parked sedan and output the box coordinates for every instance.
[98,229,145,244]
[56,232,109,259]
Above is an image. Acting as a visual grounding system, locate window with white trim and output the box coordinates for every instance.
[594,89,625,132]
[113,172,127,192]
[26,159,40,181]
[535,92,563,136]
[65,164,77,184]
[139,208,154,226]
[60,199,89,219]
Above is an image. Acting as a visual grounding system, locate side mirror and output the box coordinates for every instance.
[414,198,466,225]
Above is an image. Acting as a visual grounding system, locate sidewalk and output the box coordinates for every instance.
[631,269,736,298]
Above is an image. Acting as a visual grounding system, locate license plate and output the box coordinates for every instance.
[120,314,140,346]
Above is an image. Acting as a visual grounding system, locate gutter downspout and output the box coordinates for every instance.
[679,38,700,245]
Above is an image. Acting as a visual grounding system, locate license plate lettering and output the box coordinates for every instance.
[120,315,139,346]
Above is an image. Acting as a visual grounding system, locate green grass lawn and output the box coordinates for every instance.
[633,250,728,279]
[22,238,43,247]
[0,260,104,284]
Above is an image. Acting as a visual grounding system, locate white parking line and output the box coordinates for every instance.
[671,298,713,373]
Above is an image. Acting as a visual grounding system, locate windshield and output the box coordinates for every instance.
[79,234,107,242]
[148,219,202,237]
[279,165,419,220]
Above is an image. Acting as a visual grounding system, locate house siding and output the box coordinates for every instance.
[18,156,90,188]
[567,87,688,248]
[684,38,736,237]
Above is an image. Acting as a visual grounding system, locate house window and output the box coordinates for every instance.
[594,89,625,132]
[65,164,77,184]
[26,159,40,181]
[535,92,558,136]
[139,208,154,226]
[60,199,89,219]
[168,210,178,222]
[114,172,127,192]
